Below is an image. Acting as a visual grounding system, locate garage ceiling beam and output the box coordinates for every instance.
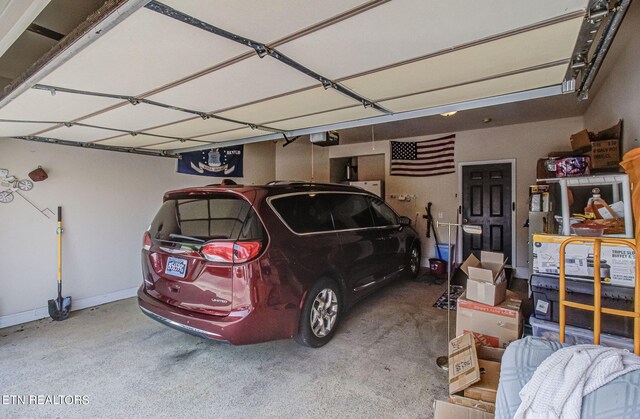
[145,1,392,115]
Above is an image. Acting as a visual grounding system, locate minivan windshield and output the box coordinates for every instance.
[150,194,264,244]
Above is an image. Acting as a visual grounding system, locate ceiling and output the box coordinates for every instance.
[0,0,628,156]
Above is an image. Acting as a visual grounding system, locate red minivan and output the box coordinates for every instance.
[138,182,420,347]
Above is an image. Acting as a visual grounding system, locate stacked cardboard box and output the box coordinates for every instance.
[532,234,636,288]
[569,120,623,171]
[457,290,523,349]
[434,333,504,418]
[434,251,523,417]
[460,251,508,306]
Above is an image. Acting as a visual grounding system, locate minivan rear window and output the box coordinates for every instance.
[150,194,264,244]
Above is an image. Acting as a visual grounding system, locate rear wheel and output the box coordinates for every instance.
[295,278,341,348]
[409,244,421,278]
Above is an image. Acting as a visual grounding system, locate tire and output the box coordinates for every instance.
[408,243,421,278]
[295,278,342,348]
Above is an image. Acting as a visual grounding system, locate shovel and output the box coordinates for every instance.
[48,206,72,321]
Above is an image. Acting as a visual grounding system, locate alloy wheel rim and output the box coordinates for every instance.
[410,247,419,275]
[310,288,338,338]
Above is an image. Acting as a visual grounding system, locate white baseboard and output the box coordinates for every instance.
[0,286,139,329]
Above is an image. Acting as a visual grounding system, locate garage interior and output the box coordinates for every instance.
[1,0,639,417]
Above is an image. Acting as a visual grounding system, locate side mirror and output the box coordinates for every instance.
[399,216,411,228]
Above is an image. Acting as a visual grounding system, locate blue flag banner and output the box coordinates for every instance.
[177,145,244,177]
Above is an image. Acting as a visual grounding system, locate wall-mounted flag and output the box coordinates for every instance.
[177,145,244,177]
[390,134,455,177]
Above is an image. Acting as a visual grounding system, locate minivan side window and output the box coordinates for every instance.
[326,193,375,230]
[270,194,334,234]
[368,197,399,226]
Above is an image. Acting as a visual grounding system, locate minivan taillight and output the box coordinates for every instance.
[142,231,152,251]
[200,241,262,263]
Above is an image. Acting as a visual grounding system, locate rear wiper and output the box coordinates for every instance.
[168,233,205,243]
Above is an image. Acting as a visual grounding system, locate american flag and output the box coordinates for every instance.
[390,134,455,177]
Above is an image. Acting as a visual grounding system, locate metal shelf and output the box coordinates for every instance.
[537,174,633,238]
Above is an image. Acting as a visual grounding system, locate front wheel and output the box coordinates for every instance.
[295,278,341,348]
[408,244,421,278]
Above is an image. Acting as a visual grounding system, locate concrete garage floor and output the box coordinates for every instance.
[0,279,450,418]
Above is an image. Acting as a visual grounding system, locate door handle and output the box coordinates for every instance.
[463,218,468,223]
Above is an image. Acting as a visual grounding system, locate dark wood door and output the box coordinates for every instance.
[462,163,513,265]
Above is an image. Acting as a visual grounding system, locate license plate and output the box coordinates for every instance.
[165,257,187,278]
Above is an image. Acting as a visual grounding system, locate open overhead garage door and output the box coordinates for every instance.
[0,0,631,157]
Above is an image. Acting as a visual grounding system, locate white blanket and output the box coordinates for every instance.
[514,344,640,419]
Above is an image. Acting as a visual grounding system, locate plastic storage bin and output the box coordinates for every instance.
[531,274,634,338]
[529,315,634,352]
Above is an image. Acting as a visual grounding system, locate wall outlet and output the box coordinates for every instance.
[438,212,444,219]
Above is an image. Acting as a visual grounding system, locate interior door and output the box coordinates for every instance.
[462,163,513,265]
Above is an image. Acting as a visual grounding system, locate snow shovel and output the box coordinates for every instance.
[48,206,71,321]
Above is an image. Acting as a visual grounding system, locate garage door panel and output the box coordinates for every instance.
[143,140,213,150]
[276,0,587,80]
[193,127,268,143]
[96,134,168,148]
[39,8,248,96]
[270,106,379,131]
[0,122,57,137]
[149,55,317,114]
[81,103,190,133]
[380,65,566,113]
[159,0,369,44]
[217,87,354,125]
[144,117,246,139]
[0,89,119,122]
[42,125,121,143]
[342,18,581,101]
[42,125,122,142]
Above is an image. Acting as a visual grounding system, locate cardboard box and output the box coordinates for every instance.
[460,251,507,306]
[449,333,480,394]
[570,129,593,151]
[434,400,494,419]
[570,121,622,171]
[445,334,505,415]
[532,234,636,287]
[466,278,507,307]
[463,359,500,403]
[589,139,621,170]
[456,291,522,348]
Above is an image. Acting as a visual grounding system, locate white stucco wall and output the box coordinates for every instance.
[327,116,585,276]
[0,138,275,326]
